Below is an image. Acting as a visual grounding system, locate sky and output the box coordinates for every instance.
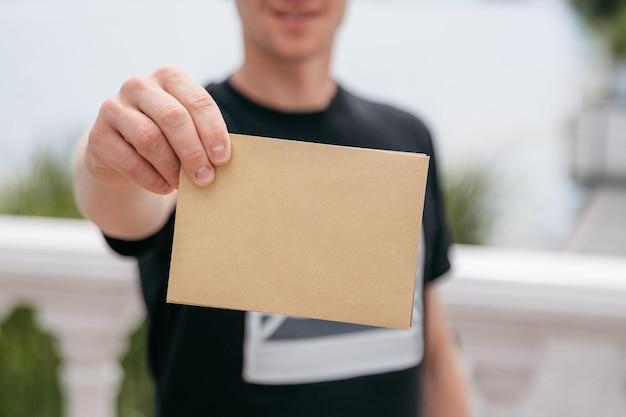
[0,0,608,247]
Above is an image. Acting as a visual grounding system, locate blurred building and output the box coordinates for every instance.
[572,62,626,185]
[566,62,626,256]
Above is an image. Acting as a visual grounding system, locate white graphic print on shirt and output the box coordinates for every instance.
[243,235,425,385]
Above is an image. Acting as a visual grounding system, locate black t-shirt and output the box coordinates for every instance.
[106,80,451,417]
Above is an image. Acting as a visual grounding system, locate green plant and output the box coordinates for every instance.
[0,307,62,417]
[607,7,626,56]
[569,0,626,57]
[0,145,154,417]
[568,0,623,21]
[118,324,154,417]
[0,147,81,218]
[442,165,496,245]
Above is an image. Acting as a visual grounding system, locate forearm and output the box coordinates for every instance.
[422,342,470,416]
[72,136,176,240]
[422,285,471,417]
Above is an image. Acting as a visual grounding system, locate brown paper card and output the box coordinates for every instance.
[167,134,429,329]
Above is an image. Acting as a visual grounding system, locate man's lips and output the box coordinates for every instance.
[272,9,320,26]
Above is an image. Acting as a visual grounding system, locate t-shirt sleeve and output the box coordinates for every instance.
[417,122,452,284]
[425,156,452,283]
[103,212,175,258]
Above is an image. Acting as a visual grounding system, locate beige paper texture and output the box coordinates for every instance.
[167,134,429,329]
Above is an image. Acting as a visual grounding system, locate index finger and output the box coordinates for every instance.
[154,66,231,167]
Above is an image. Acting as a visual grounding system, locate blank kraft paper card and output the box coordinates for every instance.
[167,134,430,329]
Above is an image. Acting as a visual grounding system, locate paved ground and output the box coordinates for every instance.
[563,185,626,256]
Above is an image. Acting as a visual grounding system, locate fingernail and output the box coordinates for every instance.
[211,144,228,164]
[195,166,213,185]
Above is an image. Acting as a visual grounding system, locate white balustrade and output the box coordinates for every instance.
[1,215,626,416]
[0,215,144,417]
[442,245,626,417]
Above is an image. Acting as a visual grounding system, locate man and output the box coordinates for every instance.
[73,1,471,416]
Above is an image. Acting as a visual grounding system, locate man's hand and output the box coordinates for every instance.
[74,65,231,239]
[85,65,231,194]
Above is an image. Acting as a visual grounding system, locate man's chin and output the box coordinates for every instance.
[269,42,328,63]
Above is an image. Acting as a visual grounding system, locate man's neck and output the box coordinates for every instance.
[229,46,337,113]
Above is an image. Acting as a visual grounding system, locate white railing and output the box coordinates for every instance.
[0,216,143,417]
[1,215,626,417]
[441,246,626,417]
